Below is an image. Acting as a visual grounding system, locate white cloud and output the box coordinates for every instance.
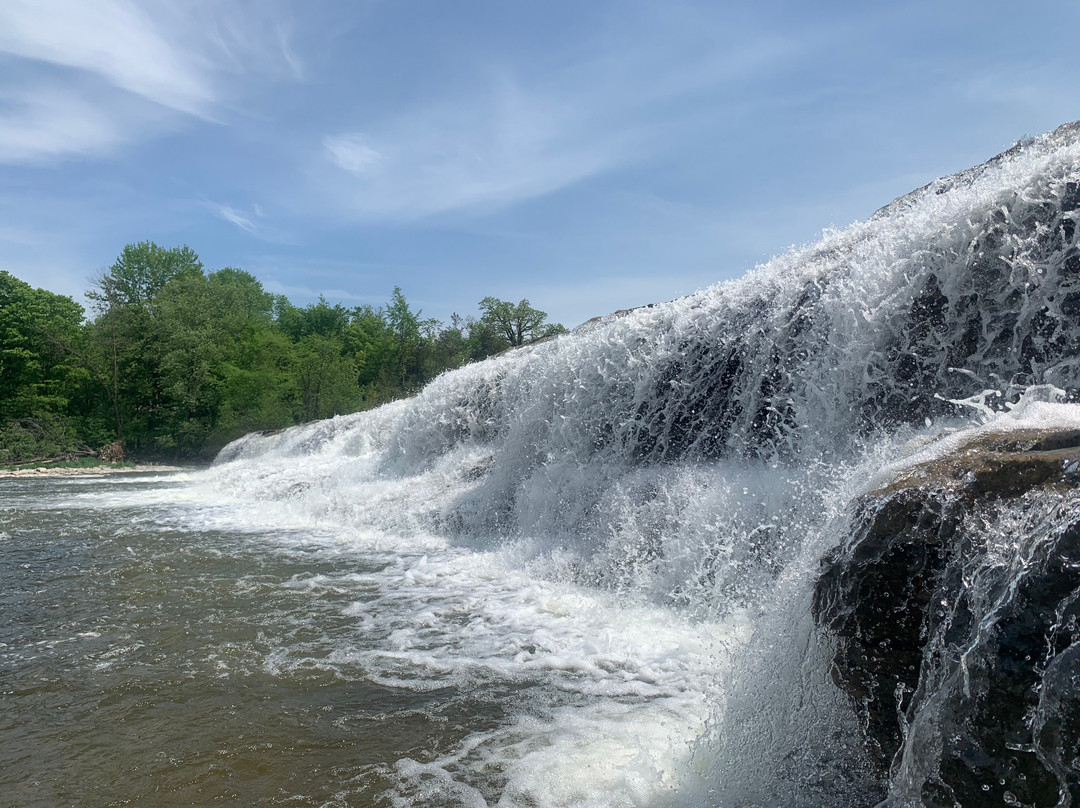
[324,135,386,175]
[0,224,40,247]
[0,0,301,164]
[0,0,215,117]
[260,277,373,305]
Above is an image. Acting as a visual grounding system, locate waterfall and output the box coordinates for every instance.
[204,122,1080,805]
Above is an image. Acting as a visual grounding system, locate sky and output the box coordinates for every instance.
[3,0,1080,329]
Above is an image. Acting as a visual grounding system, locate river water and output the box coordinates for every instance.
[5,124,1080,807]
[1,471,736,807]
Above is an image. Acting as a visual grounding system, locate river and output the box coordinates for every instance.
[1,470,737,807]
[4,122,1080,807]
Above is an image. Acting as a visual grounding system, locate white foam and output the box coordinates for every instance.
[43,125,1080,805]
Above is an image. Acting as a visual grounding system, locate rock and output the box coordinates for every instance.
[814,428,1080,805]
[878,429,1080,497]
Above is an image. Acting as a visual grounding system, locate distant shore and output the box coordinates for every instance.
[0,463,189,479]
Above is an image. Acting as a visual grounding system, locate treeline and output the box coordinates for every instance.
[0,242,566,462]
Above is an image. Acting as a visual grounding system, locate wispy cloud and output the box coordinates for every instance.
[0,0,302,164]
[261,278,376,305]
[0,0,215,116]
[197,0,307,83]
[0,84,125,164]
[205,199,295,244]
[316,10,803,222]
[209,202,259,234]
[319,77,643,221]
[324,134,387,175]
[0,222,44,247]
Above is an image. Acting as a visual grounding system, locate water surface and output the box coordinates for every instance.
[1,472,722,807]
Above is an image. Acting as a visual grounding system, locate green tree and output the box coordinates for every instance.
[4,247,579,460]
[429,313,472,373]
[208,267,276,328]
[384,287,423,391]
[477,297,566,347]
[275,295,352,341]
[0,272,104,461]
[295,334,361,421]
[466,316,509,360]
[203,268,295,443]
[84,242,205,452]
[213,326,297,438]
[88,241,203,309]
[341,304,394,403]
[151,271,222,454]
[150,266,304,454]
[0,271,85,418]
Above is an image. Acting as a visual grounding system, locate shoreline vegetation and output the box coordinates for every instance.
[1,242,567,466]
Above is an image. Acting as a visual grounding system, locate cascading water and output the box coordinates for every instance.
[184,122,1080,805]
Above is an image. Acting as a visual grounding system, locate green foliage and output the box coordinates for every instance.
[87,241,203,310]
[0,271,85,419]
[0,245,568,460]
[212,327,297,445]
[385,286,426,390]
[478,297,567,347]
[295,334,362,421]
[0,416,83,463]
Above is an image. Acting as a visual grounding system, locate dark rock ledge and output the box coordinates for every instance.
[814,428,1080,807]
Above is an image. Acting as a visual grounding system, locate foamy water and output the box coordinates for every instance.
[4,124,1080,806]
[2,470,750,807]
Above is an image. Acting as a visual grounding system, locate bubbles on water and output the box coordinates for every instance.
[12,124,1078,805]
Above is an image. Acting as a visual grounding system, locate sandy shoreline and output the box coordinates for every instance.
[0,464,190,479]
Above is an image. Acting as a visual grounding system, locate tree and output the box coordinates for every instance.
[4,246,581,460]
[84,242,206,450]
[295,334,361,421]
[429,313,471,373]
[0,271,84,418]
[0,272,102,461]
[343,304,394,401]
[384,287,423,391]
[213,326,297,438]
[477,297,566,347]
[275,295,352,341]
[207,268,275,329]
[151,266,302,454]
[151,271,222,454]
[87,242,203,310]
[203,268,293,442]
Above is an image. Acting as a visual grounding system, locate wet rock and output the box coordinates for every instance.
[815,428,1080,805]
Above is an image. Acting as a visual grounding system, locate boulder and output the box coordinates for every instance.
[814,428,1080,806]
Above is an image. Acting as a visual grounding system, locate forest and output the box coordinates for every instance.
[0,242,566,463]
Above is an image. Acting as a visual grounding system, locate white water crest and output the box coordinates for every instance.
[192,124,1080,806]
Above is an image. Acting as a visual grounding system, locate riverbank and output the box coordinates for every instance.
[0,463,189,479]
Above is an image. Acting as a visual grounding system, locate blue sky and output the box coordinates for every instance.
[3,0,1080,328]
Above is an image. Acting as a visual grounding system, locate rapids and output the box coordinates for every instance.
[207,122,1080,805]
[200,122,1080,804]
[6,122,1080,806]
